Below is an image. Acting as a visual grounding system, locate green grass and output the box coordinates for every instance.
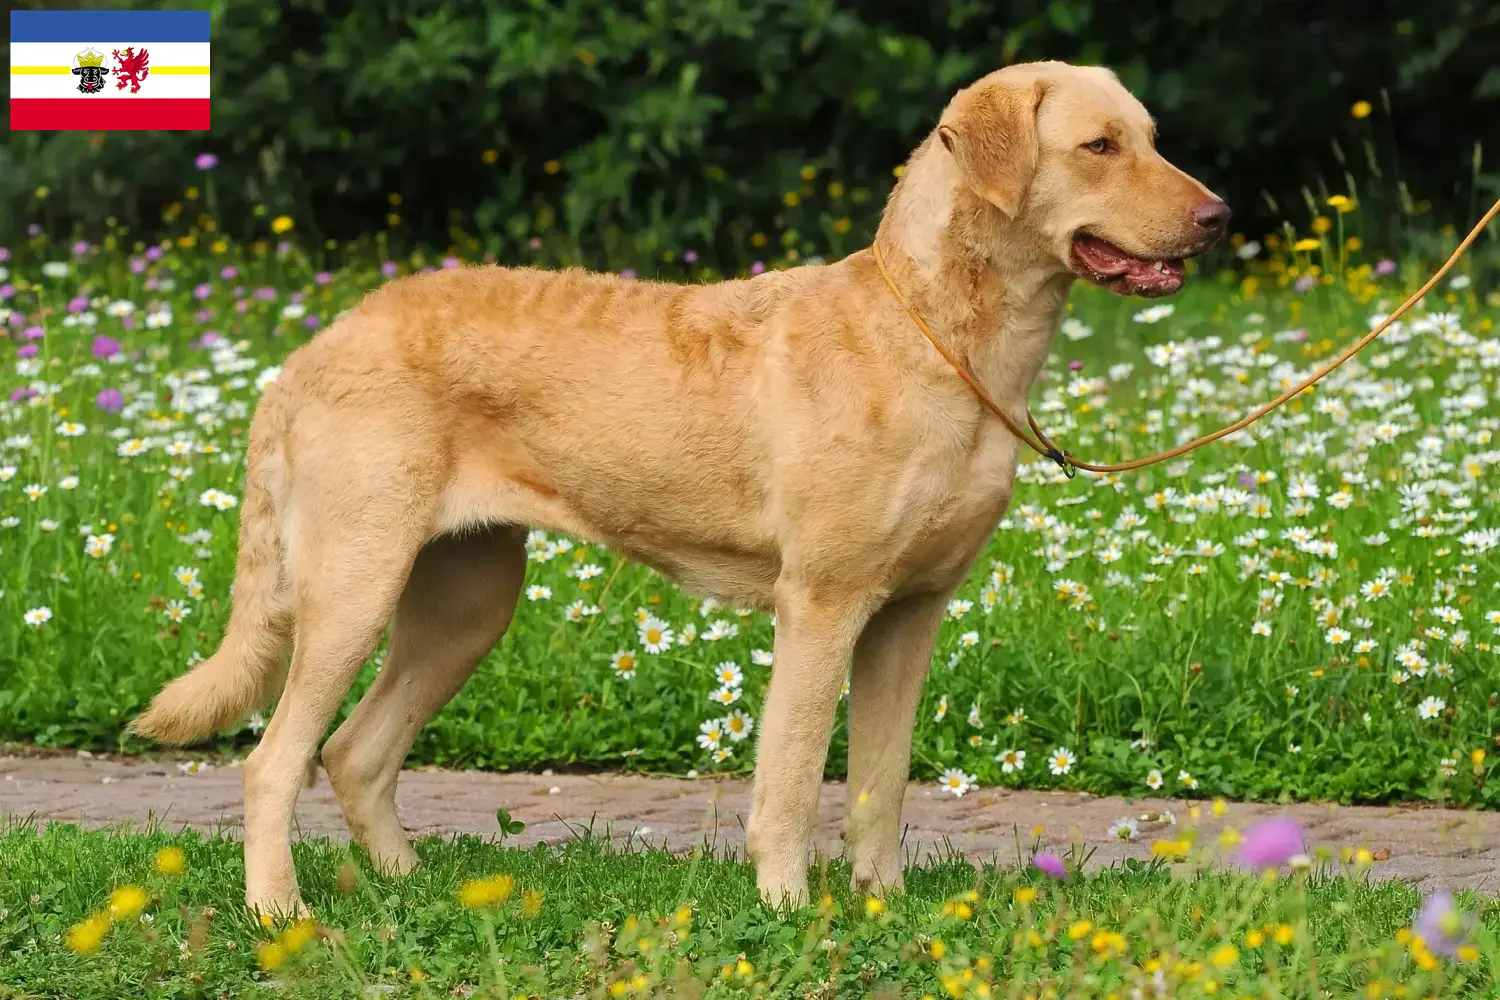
[1,822,1496,998]
[1,202,1499,810]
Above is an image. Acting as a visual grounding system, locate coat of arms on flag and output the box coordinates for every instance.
[10,10,210,131]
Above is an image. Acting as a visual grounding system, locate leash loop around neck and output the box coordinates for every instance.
[871,197,1500,477]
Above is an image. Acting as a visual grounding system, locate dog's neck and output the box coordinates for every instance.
[873,133,1073,411]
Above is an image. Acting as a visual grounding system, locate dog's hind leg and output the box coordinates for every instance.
[321,524,527,876]
[240,423,438,920]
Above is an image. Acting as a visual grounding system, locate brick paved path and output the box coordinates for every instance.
[5,749,1500,892]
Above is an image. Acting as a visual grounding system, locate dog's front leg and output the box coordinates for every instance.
[746,582,878,910]
[843,591,948,896]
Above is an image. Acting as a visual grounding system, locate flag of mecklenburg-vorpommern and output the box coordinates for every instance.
[10,9,210,131]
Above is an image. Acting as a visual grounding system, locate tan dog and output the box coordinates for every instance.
[131,60,1227,917]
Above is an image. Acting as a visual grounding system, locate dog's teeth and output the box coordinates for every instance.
[1152,261,1166,272]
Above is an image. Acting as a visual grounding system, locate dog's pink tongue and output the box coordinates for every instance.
[1122,257,1178,293]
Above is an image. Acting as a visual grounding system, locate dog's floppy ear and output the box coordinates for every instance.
[937,80,1049,217]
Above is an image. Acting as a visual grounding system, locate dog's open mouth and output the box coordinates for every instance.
[1070,233,1186,298]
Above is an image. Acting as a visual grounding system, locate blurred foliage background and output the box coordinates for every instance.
[2,0,1498,270]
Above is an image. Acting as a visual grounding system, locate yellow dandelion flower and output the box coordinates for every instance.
[1068,919,1094,940]
[1014,886,1038,905]
[783,192,800,207]
[1274,923,1295,946]
[279,919,316,954]
[65,912,112,955]
[930,938,947,959]
[257,941,287,971]
[1351,100,1372,119]
[1210,944,1239,968]
[154,846,186,877]
[1458,944,1481,962]
[521,888,544,918]
[865,897,885,918]
[1245,929,1264,948]
[459,872,516,909]
[270,215,294,235]
[1292,237,1321,253]
[544,160,561,175]
[107,885,149,922]
[481,148,499,164]
[1310,216,1332,235]
[800,165,817,181]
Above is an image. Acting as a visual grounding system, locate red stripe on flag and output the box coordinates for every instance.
[10,98,210,131]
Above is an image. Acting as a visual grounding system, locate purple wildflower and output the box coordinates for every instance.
[17,343,38,358]
[1069,360,1084,371]
[67,296,88,314]
[145,246,163,261]
[1414,890,1471,957]
[10,386,37,402]
[0,284,13,301]
[1032,853,1066,879]
[1237,817,1305,869]
[129,258,147,274]
[235,300,250,314]
[1237,473,1257,491]
[1375,259,1397,276]
[304,315,320,330]
[220,266,238,281]
[72,240,90,257]
[750,261,766,275]
[620,268,637,280]
[194,283,212,300]
[95,388,124,413]
[381,261,399,278]
[1294,274,1317,293]
[254,287,276,301]
[528,237,542,250]
[121,315,137,329]
[276,241,292,255]
[442,256,460,269]
[195,152,217,170]
[0,247,9,261]
[27,224,41,237]
[315,271,332,285]
[683,250,698,263]
[23,326,44,340]
[92,335,121,358]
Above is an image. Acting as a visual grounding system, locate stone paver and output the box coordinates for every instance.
[4,750,1500,892]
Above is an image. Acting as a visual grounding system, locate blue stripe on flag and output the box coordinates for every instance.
[10,10,211,43]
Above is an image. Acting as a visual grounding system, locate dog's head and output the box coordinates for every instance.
[935,61,1227,297]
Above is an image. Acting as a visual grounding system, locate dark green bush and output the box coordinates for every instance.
[2,0,1497,265]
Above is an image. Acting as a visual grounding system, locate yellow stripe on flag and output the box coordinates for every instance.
[10,65,209,75]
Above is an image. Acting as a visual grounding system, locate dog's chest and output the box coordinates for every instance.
[885,420,1021,595]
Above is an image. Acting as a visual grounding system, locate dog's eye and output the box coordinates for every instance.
[1084,137,1111,154]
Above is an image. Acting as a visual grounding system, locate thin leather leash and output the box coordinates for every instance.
[871,196,1500,478]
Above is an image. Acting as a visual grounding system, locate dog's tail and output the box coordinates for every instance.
[129,403,292,745]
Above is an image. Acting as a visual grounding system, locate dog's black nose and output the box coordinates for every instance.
[1193,201,1231,233]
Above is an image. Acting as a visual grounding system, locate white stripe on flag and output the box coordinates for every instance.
[10,41,210,67]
